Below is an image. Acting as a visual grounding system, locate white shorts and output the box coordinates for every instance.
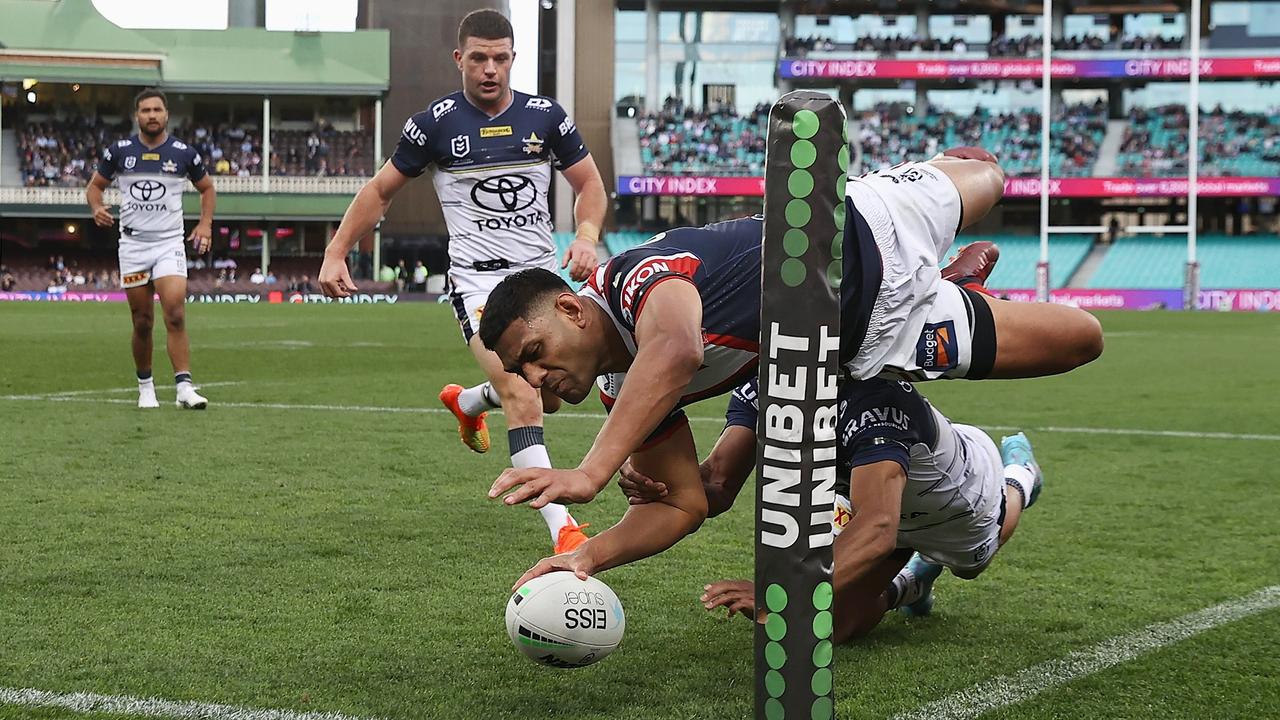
[119,236,187,289]
[447,257,559,344]
[844,162,995,381]
[909,424,1006,576]
[830,424,1006,577]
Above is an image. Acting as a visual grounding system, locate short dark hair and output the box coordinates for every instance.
[458,9,513,49]
[134,88,167,110]
[478,268,570,351]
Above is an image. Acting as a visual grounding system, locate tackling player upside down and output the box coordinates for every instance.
[477,149,1102,587]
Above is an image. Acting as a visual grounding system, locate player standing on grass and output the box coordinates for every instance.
[318,9,607,553]
[86,88,216,410]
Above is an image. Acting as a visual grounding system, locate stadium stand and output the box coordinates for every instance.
[951,234,1095,289]
[784,32,1177,58]
[637,101,769,176]
[1118,106,1280,178]
[14,116,373,186]
[1088,235,1280,289]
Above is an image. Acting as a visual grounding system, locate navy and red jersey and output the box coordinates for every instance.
[580,215,764,443]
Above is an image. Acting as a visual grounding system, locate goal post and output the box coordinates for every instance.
[756,90,845,720]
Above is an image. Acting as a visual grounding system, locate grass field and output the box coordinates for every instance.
[1,301,1277,720]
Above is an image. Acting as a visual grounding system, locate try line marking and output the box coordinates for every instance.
[1,391,1278,442]
[0,687,383,720]
[894,585,1280,720]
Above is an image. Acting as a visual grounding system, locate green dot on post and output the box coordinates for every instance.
[813,610,833,639]
[785,199,811,228]
[833,201,846,230]
[811,696,834,720]
[765,641,787,669]
[765,669,786,698]
[812,582,833,611]
[781,258,807,287]
[837,144,850,172]
[765,584,788,613]
[811,668,833,696]
[813,639,833,668]
[783,229,809,257]
[827,260,841,287]
[793,109,819,139]
[791,139,816,169]
[765,698,785,720]
[765,612,787,641]
[788,169,814,198]
[831,232,844,260]
[836,173,846,198]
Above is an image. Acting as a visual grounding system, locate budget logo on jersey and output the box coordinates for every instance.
[618,253,702,323]
[916,320,958,371]
[525,97,553,111]
[451,134,470,158]
[481,125,513,138]
[432,98,456,120]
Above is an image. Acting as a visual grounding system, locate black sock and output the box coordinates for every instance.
[174,372,193,385]
[137,370,153,382]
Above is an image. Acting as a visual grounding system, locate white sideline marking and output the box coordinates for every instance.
[1,393,1278,442]
[0,687,384,720]
[894,585,1280,720]
[45,381,245,398]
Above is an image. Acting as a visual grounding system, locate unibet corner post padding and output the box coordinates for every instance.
[756,90,846,720]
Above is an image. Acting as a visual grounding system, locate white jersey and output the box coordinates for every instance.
[389,90,589,270]
[97,135,206,240]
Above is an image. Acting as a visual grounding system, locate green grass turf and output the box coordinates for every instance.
[0,302,1277,720]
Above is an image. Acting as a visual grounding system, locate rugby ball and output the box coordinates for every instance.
[505,571,625,668]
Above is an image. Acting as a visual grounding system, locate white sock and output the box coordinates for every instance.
[509,426,572,542]
[138,377,155,390]
[458,382,500,416]
[1004,464,1036,510]
[887,567,923,610]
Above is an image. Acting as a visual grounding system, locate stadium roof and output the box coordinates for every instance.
[0,0,389,95]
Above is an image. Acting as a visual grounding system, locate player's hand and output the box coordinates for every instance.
[319,254,358,298]
[188,222,213,254]
[489,467,602,508]
[616,459,668,505]
[701,579,766,623]
[512,549,596,590]
[935,146,999,164]
[561,237,599,282]
[91,205,114,228]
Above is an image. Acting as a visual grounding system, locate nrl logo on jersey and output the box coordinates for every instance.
[124,156,137,169]
[162,159,179,173]
[522,132,544,155]
[451,134,470,158]
[432,98,456,120]
[525,97,553,111]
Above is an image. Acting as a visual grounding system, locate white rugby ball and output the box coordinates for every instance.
[505,571,625,668]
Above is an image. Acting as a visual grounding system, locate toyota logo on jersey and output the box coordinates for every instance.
[129,180,167,202]
[470,175,537,213]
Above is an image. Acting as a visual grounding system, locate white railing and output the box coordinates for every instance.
[0,175,371,204]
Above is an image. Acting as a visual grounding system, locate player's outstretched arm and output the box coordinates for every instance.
[617,424,756,518]
[319,161,412,297]
[578,279,704,490]
[929,148,1005,230]
[560,154,607,281]
[85,172,114,229]
[511,422,708,588]
[832,460,907,642]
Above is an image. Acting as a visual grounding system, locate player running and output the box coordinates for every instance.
[86,88,217,410]
[477,149,1100,582]
[618,376,1043,643]
[317,9,606,553]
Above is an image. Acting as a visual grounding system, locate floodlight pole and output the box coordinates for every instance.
[374,97,383,281]
[1036,0,1052,303]
[262,96,271,193]
[1185,0,1202,311]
